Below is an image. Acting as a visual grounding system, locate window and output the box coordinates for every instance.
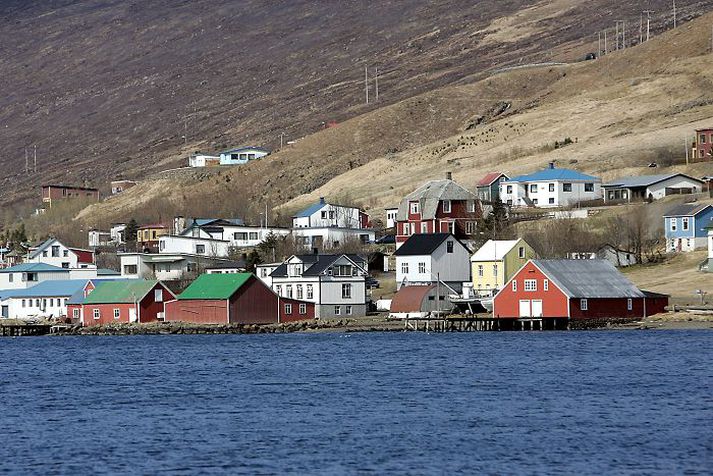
[306,284,313,299]
[682,217,690,231]
[21,299,25,308]
[670,219,677,232]
[42,251,48,257]
[124,265,138,275]
[529,184,537,194]
[93,309,100,320]
[52,247,62,257]
[234,232,248,240]
[446,241,454,253]
[73,309,79,319]
[492,264,498,277]
[346,305,353,315]
[468,201,476,213]
[563,183,572,192]
[518,246,525,258]
[42,299,47,309]
[627,298,633,311]
[403,223,410,235]
[548,183,555,192]
[249,232,259,240]
[701,134,707,144]
[155,289,163,302]
[62,262,70,269]
[299,303,307,315]
[286,285,293,298]
[63,250,69,257]
[342,284,352,299]
[284,303,292,315]
[512,280,517,291]
[580,299,588,311]
[410,202,420,214]
[584,183,594,192]
[401,262,409,274]
[524,279,537,291]
[532,199,538,205]
[465,221,477,234]
[543,279,549,291]
[296,285,303,299]
[418,262,427,274]
[275,285,282,296]
[9,274,13,283]
[321,211,328,219]
[196,244,206,254]
[548,198,555,204]
[27,273,38,282]
[506,185,513,194]
[329,211,335,220]
[114,309,120,320]
[49,299,54,307]
[442,200,451,213]
[421,222,428,233]
[334,265,353,277]
[477,265,484,277]
[334,306,341,315]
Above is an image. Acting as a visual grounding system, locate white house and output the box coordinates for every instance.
[219,146,269,165]
[602,173,705,202]
[175,217,290,249]
[26,238,95,269]
[0,279,88,320]
[500,164,602,208]
[204,261,247,274]
[291,198,374,249]
[385,207,399,229]
[569,244,636,267]
[119,253,237,280]
[268,254,369,318]
[393,233,471,292]
[188,153,220,167]
[158,235,231,257]
[88,230,113,248]
[291,227,376,250]
[111,223,127,244]
[0,263,71,290]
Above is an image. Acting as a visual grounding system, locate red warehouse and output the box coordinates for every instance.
[80,279,174,325]
[493,259,668,329]
[165,273,315,324]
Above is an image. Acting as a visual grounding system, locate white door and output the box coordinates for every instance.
[129,308,137,323]
[519,300,531,317]
[531,300,543,317]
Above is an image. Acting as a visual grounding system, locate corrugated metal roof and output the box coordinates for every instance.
[0,263,67,273]
[270,254,366,277]
[221,146,270,154]
[83,280,165,304]
[533,259,644,298]
[393,233,456,256]
[662,203,712,217]
[10,280,88,298]
[504,168,599,183]
[603,173,703,188]
[471,239,521,261]
[293,199,327,218]
[477,172,508,186]
[390,285,436,312]
[178,273,252,300]
[397,179,478,221]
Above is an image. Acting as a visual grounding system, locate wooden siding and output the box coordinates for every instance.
[165,299,229,324]
[493,261,569,318]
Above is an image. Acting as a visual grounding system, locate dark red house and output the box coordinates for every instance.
[395,173,483,248]
[165,273,314,324]
[80,279,174,325]
[693,128,713,161]
[493,259,668,327]
[42,185,100,208]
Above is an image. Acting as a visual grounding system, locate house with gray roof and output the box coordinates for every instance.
[603,173,704,202]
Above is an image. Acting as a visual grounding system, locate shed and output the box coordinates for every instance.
[389,284,454,318]
[81,280,174,325]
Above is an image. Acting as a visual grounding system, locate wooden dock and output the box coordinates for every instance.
[0,324,52,337]
[404,316,568,332]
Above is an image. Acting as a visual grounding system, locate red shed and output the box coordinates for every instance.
[493,259,668,326]
[165,273,314,324]
[80,279,174,326]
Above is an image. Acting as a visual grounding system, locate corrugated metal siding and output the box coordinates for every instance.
[229,276,279,324]
[165,299,228,323]
[569,297,644,319]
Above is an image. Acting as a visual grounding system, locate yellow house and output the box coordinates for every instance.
[470,239,536,295]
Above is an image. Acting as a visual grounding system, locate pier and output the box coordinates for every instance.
[403,316,570,332]
[0,324,52,337]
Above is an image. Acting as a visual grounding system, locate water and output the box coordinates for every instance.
[1,331,711,475]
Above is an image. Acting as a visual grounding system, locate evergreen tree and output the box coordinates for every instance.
[124,219,139,242]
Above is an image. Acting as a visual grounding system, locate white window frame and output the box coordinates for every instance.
[442,200,451,213]
[113,309,120,320]
[477,265,483,277]
[682,217,690,231]
[512,280,517,291]
[524,279,537,292]
[670,219,677,232]
[410,202,419,214]
[580,299,588,311]
[284,303,292,315]
[421,222,428,233]
[93,309,100,320]
[403,223,410,236]
[492,264,498,278]
[418,262,427,274]
[306,284,313,299]
[155,289,163,302]
[342,284,352,299]
[627,298,633,311]
[334,306,341,315]
[518,246,525,258]
[73,308,80,319]
[345,305,353,315]
[544,279,549,291]
[401,262,409,274]
[299,303,307,315]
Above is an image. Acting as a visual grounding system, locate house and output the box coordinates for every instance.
[255,262,282,287]
[119,253,238,280]
[395,173,484,249]
[291,198,374,248]
[268,254,368,318]
[493,259,669,326]
[389,284,455,318]
[393,233,470,291]
[41,185,100,208]
[477,172,509,203]
[158,235,231,257]
[291,227,375,250]
[471,239,536,296]
[174,217,290,249]
[219,146,270,165]
[1,279,88,320]
[204,260,247,274]
[570,244,636,267]
[165,273,314,324]
[499,164,602,208]
[602,174,704,202]
[0,263,70,290]
[27,238,95,269]
[110,180,137,195]
[110,223,127,244]
[663,203,713,252]
[188,153,221,168]
[88,229,113,248]
[137,224,169,253]
[385,207,399,229]
[691,127,713,160]
[79,279,174,325]
[66,278,127,324]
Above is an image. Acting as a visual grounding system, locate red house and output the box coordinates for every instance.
[80,279,174,325]
[692,127,713,161]
[493,259,668,328]
[165,273,315,324]
[42,185,100,208]
[395,173,483,248]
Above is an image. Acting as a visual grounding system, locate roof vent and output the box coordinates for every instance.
[446,172,453,180]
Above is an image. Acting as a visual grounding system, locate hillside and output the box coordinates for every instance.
[74,7,713,230]
[2,0,711,221]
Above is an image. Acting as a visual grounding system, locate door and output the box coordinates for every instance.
[519,300,531,317]
[129,308,137,323]
[1,306,8,318]
[531,300,543,317]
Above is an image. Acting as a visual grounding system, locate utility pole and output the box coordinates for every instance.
[33,145,37,173]
[685,136,689,165]
[604,29,608,55]
[279,132,285,149]
[673,0,677,29]
[374,66,379,102]
[598,32,601,57]
[640,14,644,44]
[644,10,654,41]
[364,65,369,105]
[24,148,28,175]
[615,21,620,50]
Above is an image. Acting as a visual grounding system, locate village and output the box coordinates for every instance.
[1,126,713,333]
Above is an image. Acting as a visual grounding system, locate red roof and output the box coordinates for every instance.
[70,248,95,265]
[391,285,435,312]
[477,172,506,186]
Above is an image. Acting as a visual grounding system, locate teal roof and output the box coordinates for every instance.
[0,263,67,273]
[177,273,253,300]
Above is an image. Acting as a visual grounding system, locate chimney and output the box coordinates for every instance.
[446,171,452,180]
[319,197,326,204]
[548,162,555,169]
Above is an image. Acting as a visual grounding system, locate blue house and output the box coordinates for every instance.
[219,146,270,166]
[663,203,713,252]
